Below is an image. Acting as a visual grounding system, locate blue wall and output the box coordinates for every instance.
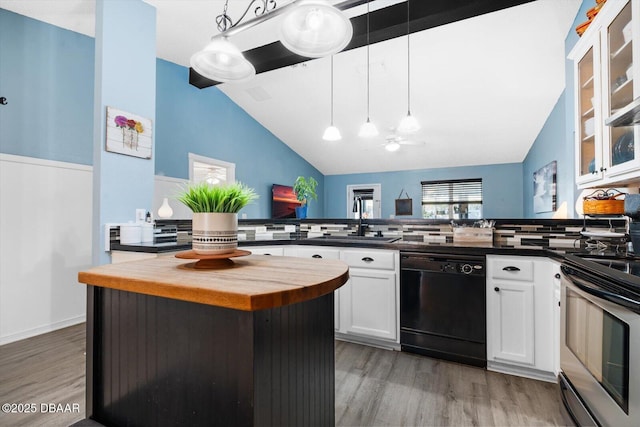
[324,163,524,219]
[154,59,323,219]
[521,0,589,219]
[0,9,94,165]
[0,8,323,219]
[91,0,157,265]
[2,5,592,221]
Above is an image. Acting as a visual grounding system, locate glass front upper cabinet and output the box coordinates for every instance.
[603,1,637,176]
[577,44,599,181]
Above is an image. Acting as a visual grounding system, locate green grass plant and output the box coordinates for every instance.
[177,182,258,213]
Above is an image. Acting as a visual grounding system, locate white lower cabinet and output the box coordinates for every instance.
[246,245,285,256]
[337,249,399,347]
[488,280,535,365]
[486,255,557,382]
[294,246,342,329]
[291,246,400,347]
[341,268,397,340]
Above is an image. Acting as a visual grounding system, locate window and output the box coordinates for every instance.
[188,153,235,185]
[421,179,483,219]
[346,184,381,219]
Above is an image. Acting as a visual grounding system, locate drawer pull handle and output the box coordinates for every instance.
[502,266,520,272]
[494,287,500,292]
[555,273,561,279]
[362,257,374,263]
[312,254,323,259]
[264,253,272,256]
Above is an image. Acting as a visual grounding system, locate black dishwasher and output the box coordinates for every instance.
[400,252,486,367]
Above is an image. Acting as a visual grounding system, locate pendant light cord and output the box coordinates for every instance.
[366,0,371,121]
[330,55,334,125]
[406,0,411,116]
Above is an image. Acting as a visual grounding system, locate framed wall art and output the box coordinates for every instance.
[533,160,557,213]
[105,107,153,159]
[395,189,413,216]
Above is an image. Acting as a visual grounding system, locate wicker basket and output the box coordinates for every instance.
[583,189,625,215]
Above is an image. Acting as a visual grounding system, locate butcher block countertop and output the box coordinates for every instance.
[78,254,349,311]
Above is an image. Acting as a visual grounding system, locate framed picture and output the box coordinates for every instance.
[105,107,153,159]
[395,198,412,216]
[533,161,557,213]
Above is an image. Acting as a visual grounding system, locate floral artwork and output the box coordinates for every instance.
[105,107,153,159]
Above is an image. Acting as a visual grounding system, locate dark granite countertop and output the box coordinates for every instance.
[111,237,571,260]
[110,241,192,253]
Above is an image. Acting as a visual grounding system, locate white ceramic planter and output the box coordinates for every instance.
[192,212,238,255]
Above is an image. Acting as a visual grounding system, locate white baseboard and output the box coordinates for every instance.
[487,360,557,383]
[0,315,86,346]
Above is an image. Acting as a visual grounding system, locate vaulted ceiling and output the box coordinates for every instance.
[0,0,582,175]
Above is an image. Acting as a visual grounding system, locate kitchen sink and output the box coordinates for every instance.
[309,235,401,243]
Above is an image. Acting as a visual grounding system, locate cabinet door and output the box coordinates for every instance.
[488,281,535,366]
[342,269,397,340]
[601,0,640,178]
[574,34,604,185]
[296,246,341,329]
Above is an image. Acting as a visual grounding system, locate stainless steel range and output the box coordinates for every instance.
[559,254,640,426]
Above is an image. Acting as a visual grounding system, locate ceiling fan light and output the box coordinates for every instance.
[385,141,401,152]
[358,119,379,138]
[190,38,255,83]
[323,125,342,141]
[398,113,421,134]
[279,0,353,58]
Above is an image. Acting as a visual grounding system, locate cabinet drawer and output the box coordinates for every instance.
[489,258,534,282]
[296,247,340,259]
[248,246,284,256]
[341,249,395,270]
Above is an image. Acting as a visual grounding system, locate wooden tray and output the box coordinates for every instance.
[175,249,251,269]
[453,227,494,243]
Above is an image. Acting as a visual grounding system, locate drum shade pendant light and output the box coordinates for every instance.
[191,0,353,83]
[323,55,342,141]
[358,0,378,138]
[397,0,420,134]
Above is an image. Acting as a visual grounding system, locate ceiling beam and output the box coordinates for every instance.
[189,0,533,89]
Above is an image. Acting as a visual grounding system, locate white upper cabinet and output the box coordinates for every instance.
[570,0,640,188]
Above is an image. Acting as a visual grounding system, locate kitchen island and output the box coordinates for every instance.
[77,254,349,427]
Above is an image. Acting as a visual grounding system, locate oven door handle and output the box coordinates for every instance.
[563,269,640,311]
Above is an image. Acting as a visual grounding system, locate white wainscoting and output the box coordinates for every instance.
[0,154,92,345]
[0,156,191,345]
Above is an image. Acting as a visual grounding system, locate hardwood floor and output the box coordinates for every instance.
[0,324,86,427]
[335,341,571,427]
[0,324,571,426]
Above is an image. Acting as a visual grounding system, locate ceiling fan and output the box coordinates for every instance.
[383,132,425,152]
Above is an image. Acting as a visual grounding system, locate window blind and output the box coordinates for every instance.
[353,188,375,200]
[421,179,483,204]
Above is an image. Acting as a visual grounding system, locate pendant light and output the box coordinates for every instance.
[191,0,353,83]
[358,0,379,138]
[280,0,353,58]
[323,55,342,141]
[397,0,420,134]
[190,37,255,83]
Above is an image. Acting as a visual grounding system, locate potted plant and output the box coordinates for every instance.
[293,176,318,219]
[177,181,258,255]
